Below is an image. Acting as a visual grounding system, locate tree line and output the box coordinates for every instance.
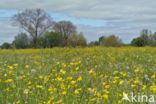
[0,9,156,49]
[89,29,156,47]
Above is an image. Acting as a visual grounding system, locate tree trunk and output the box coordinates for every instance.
[33,28,38,48]
[33,37,37,48]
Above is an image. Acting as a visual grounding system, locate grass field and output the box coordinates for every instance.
[0,47,155,104]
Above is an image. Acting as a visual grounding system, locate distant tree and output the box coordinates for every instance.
[88,41,99,47]
[38,32,61,48]
[77,32,87,46]
[12,8,54,48]
[13,33,30,49]
[99,35,123,47]
[140,29,152,45]
[37,36,46,48]
[67,32,86,47]
[53,21,76,46]
[67,33,77,47]
[0,42,11,49]
[99,36,105,42]
[131,37,146,47]
[149,32,156,46]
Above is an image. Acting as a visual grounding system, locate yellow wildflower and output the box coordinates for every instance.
[103,94,108,99]
[25,65,29,69]
[134,69,139,73]
[62,91,67,95]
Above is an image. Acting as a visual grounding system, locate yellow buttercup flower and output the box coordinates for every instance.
[142,85,146,90]
[134,80,140,84]
[39,75,43,79]
[25,65,29,69]
[71,80,76,84]
[103,94,108,99]
[77,77,82,81]
[134,69,139,73]
[88,88,92,91]
[8,66,13,70]
[5,79,13,83]
[60,69,66,74]
[62,91,67,95]
[119,80,124,86]
[13,64,18,67]
[36,85,43,89]
[150,86,156,92]
[89,70,93,74]
[75,89,80,94]
[105,85,110,89]
[131,84,136,87]
[151,74,155,79]
[75,67,79,71]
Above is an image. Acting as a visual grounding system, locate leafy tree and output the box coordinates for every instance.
[67,33,77,47]
[77,32,87,46]
[149,32,156,46]
[0,42,11,49]
[99,36,105,42]
[131,37,146,47]
[99,35,123,47]
[88,41,99,46]
[53,21,76,46]
[13,33,30,49]
[140,29,152,45]
[38,32,61,48]
[12,8,54,48]
[67,32,86,47]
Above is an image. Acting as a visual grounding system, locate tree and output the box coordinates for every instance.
[0,42,11,49]
[12,8,54,48]
[99,35,123,47]
[131,37,146,47]
[149,32,156,46]
[140,29,152,45]
[88,41,99,46]
[67,33,77,47]
[13,33,30,49]
[38,32,61,48]
[67,32,86,47]
[53,21,76,46]
[99,36,105,42]
[77,32,87,46]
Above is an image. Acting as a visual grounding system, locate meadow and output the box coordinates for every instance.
[0,47,155,104]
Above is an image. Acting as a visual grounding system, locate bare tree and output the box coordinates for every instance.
[53,21,76,46]
[12,8,54,48]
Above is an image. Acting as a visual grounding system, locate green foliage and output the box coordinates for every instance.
[0,42,11,49]
[0,47,155,103]
[149,32,156,46]
[140,29,152,45]
[88,41,99,47]
[67,32,87,47]
[131,29,156,47]
[99,35,123,47]
[13,33,30,49]
[38,32,61,48]
[131,37,146,47]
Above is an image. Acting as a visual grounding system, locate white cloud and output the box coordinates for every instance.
[0,0,156,20]
[0,20,18,44]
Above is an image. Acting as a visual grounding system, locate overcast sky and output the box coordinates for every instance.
[0,0,156,44]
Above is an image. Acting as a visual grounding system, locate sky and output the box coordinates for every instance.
[0,0,156,45]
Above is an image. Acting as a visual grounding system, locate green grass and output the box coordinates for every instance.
[0,47,155,104]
